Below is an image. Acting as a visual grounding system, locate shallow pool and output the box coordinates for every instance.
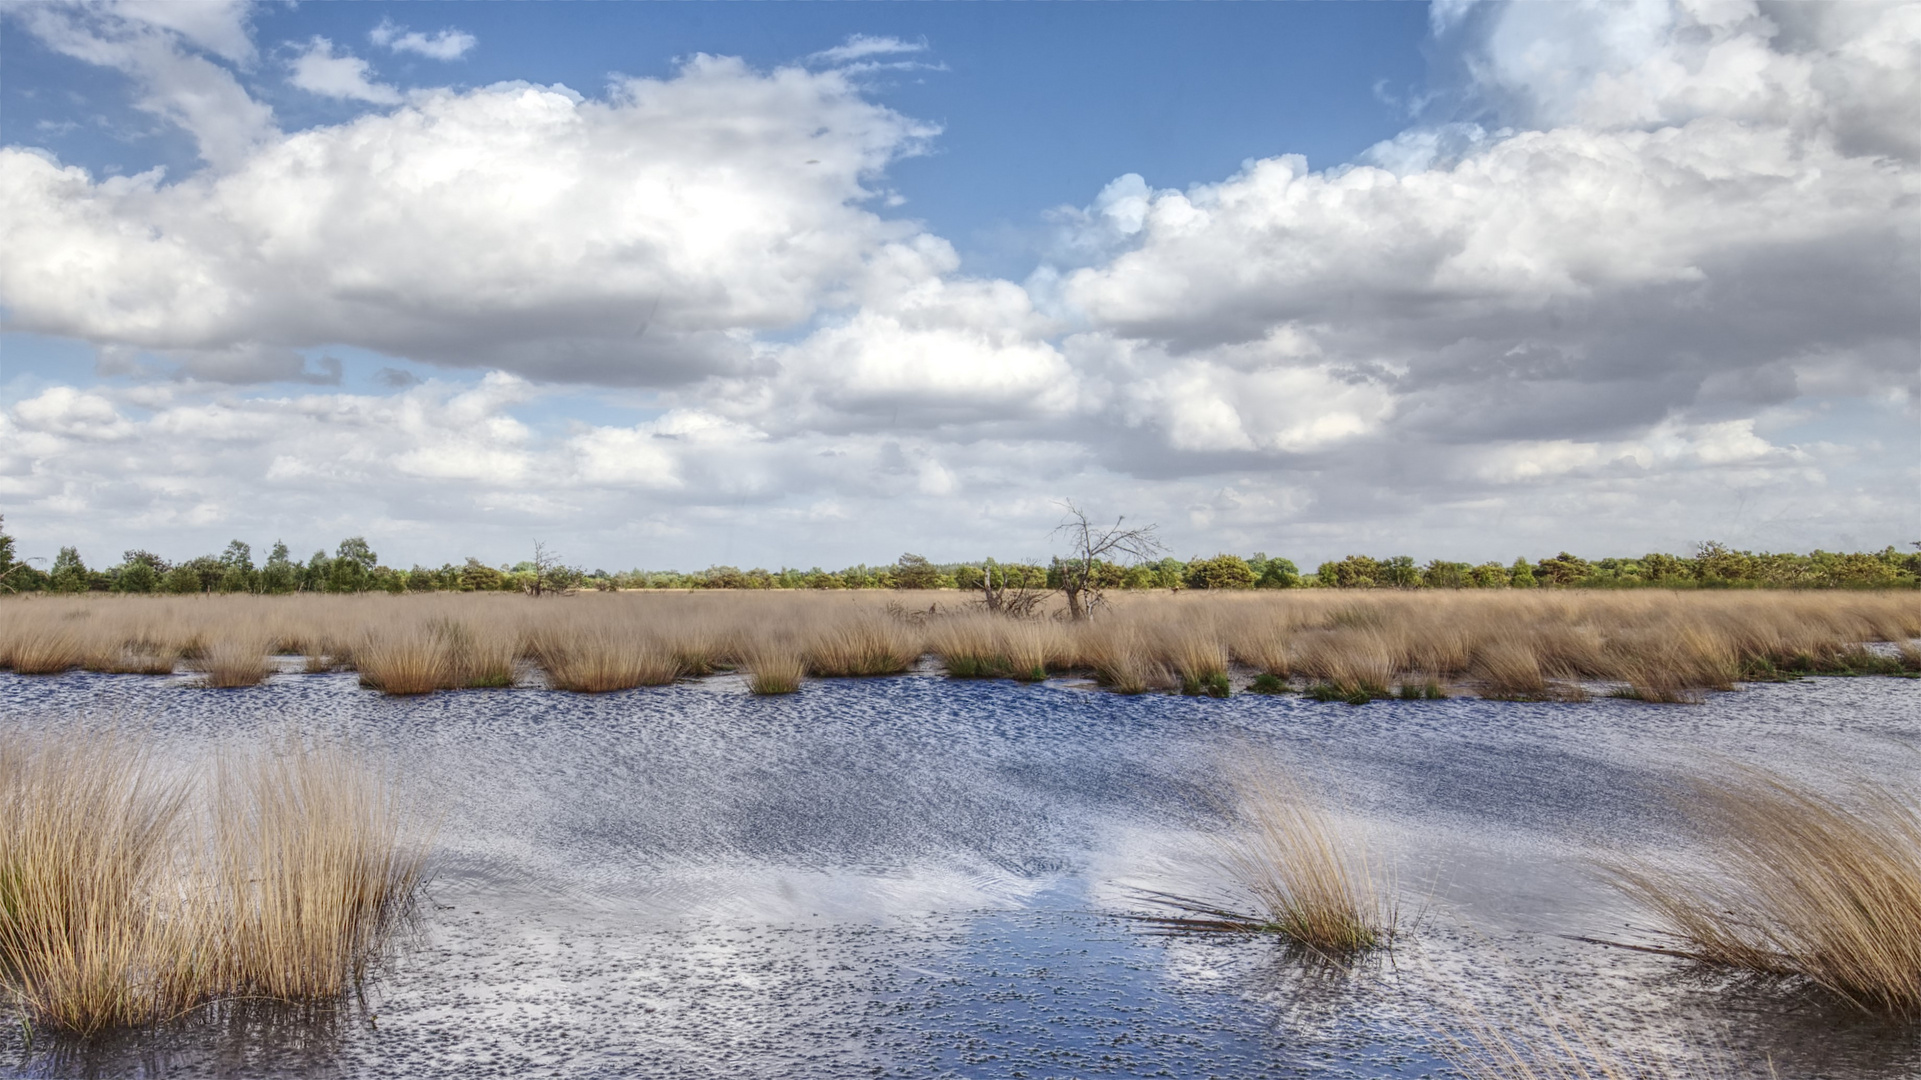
[1,668,1916,1078]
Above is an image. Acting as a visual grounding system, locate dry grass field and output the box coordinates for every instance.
[0,589,1912,701]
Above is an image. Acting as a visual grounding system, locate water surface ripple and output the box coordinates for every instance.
[1,670,1916,1078]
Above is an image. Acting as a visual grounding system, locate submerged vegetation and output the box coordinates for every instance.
[1604,769,1921,1017]
[0,589,1914,701]
[0,729,423,1034]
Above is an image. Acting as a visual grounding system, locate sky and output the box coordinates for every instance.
[1,0,1916,573]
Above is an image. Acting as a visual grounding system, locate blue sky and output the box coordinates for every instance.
[6,3,1436,277]
[1,1,1916,571]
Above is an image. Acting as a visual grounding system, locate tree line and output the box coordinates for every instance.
[1,518,1914,596]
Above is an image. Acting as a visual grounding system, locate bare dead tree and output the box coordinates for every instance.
[528,540,571,597]
[1050,500,1165,621]
[977,558,1052,619]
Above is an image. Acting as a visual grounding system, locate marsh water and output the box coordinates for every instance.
[1,666,1917,1078]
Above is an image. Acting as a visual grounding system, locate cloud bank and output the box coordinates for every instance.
[1,3,1915,566]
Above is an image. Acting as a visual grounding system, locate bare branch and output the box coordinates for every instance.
[1051,499,1165,620]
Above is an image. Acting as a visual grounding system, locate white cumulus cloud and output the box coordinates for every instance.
[369,18,477,61]
[287,37,402,104]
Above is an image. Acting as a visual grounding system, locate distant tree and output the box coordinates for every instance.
[302,550,331,592]
[460,557,505,591]
[1052,501,1165,620]
[329,537,377,592]
[1318,555,1383,588]
[1255,557,1301,589]
[116,561,158,594]
[1379,555,1420,588]
[0,516,24,593]
[1467,562,1509,588]
[893,553,942,590]
[113,549,170,594]
[974,558,1052,617]
[526,540,577,597]
[1692,541,1754,585]
[260,542,298,594]
[49,547,91,593]
[1421,560,1468,589]
[221,540,254,572]
[1183,554,1256,590]
[1508,557,1537,588]
[218,539,257,593]
[164,563,204,594]
[1535,551,1592,587]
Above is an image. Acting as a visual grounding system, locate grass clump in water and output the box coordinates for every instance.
[1133,765,1393,959]
[739,643,805,695]
[192,636,274,688]
[1604,768,1921,1016]
[0,730,425,1035]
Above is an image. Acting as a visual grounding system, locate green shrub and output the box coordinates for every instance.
[1184,554,1256,590]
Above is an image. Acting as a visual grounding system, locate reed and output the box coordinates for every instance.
[0,732,201,1033]
[2,589,1914,704]
[532,627,682,692]
[193,635,274,688]
[739,642,805,695]
[4,626,88,675]
[1605,769,1921,1016]
[1134,764,1393,957]
[1160,620,1229,696]
[1472,636,1552,701]
[213,744,425,1000]
[443,619,519,689]
[1297,629,1395,703]
[1221,769,1392,953]
[355,626,455,695]
[927,615,1009,679]
[804,616,920,678]
[1080,622,1163,694]
[0,728,424,1034]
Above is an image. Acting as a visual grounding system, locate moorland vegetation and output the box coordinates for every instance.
[1,588,1913,703]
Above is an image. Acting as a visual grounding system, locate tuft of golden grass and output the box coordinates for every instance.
[1079,622,1165,694]
[1297,629,1395,701]
[4,626,88,675]
[1135,763,1393,957]
[1605,769,1921,1016]
[739,641,805,695]
[213,744,425,1000]
[355,626,455,695]
[533,627,682,692]
[0,728,424,1034]
[1220,768,1393,954]
[804,616,921,678]
[1472,636,1551,700]
[1162,622,1229,696]
[193,635,275,688]
[0,732,200,1034]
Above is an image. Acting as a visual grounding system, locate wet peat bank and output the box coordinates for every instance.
[0,667,1917,1079]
